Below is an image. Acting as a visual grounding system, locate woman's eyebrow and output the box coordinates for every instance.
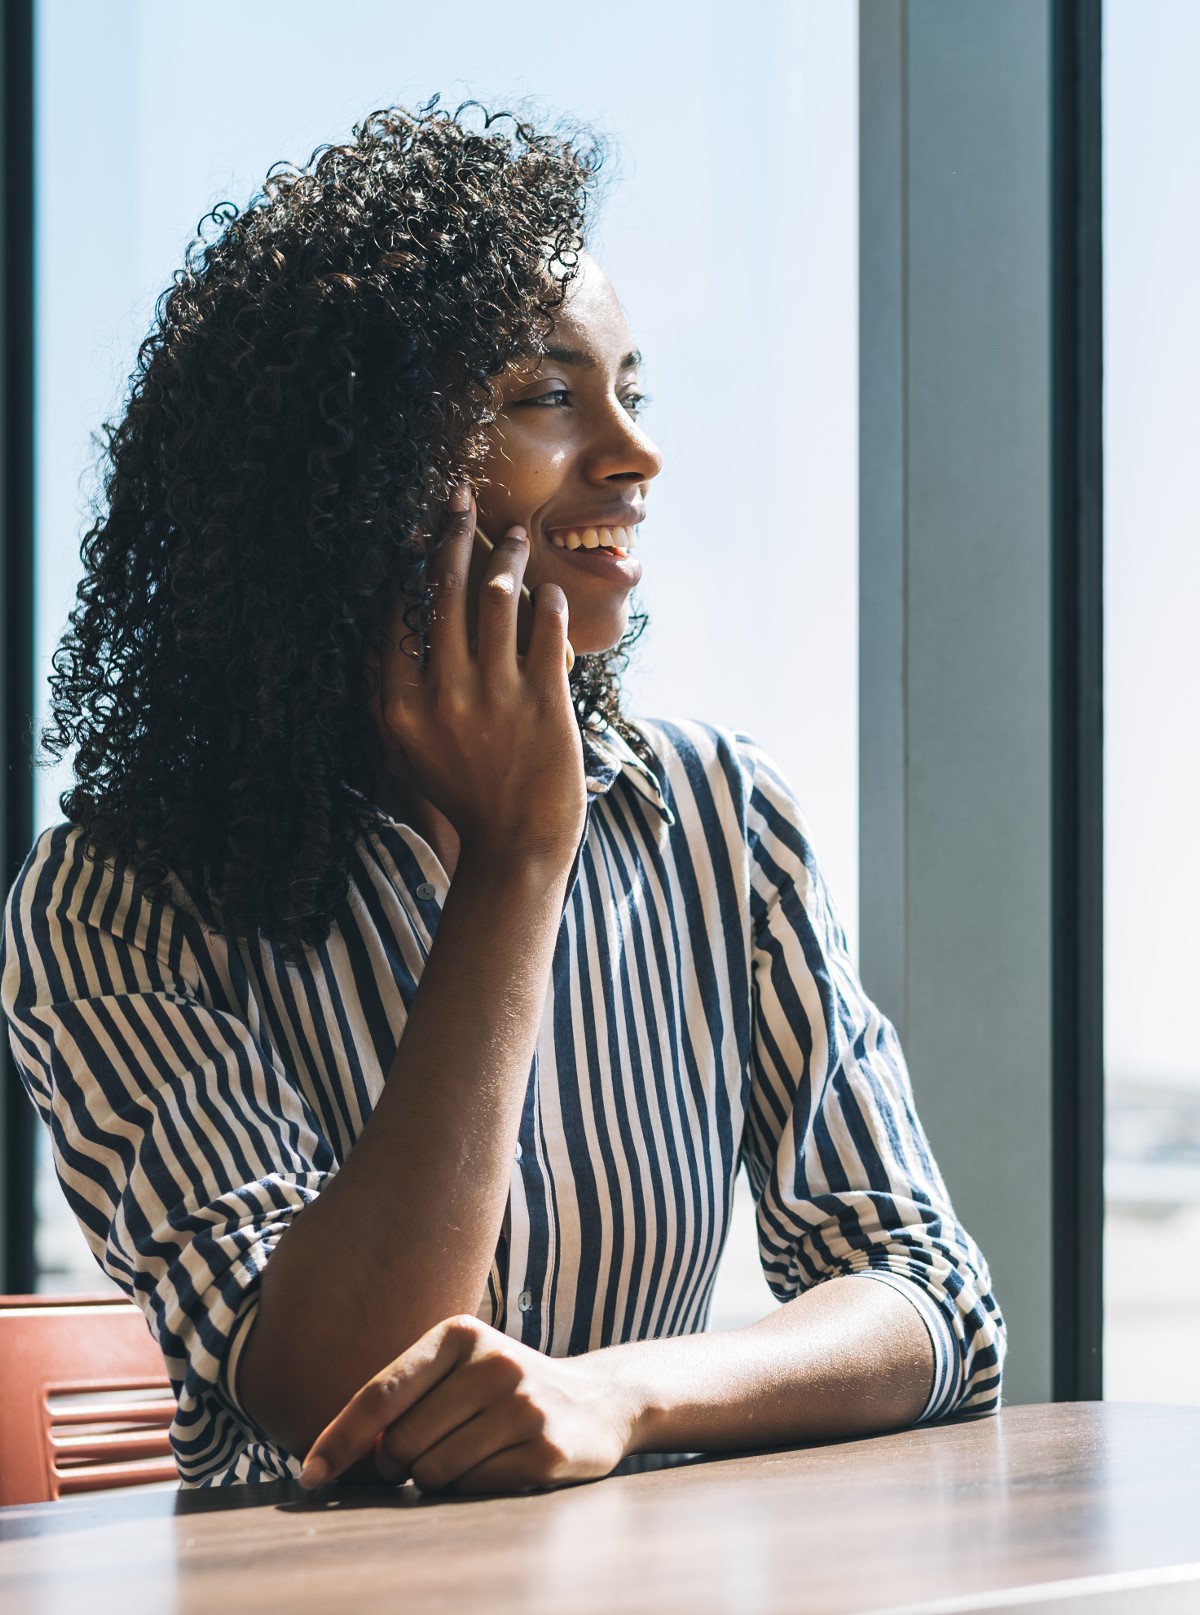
[541,344,643,372]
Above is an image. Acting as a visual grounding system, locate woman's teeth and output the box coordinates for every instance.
[548,526,636,554]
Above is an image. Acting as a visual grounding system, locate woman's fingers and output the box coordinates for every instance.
[373,1356,498,1483]
[298,1317,474,1488]
[400,483,571,685]
[525,581,573,683]
[449,1443,556,1496]
[473,527,531,673]
[405,1407,532,1495]
[423,482,477,672]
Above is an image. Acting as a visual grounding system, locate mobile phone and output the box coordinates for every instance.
[465,524,574,670]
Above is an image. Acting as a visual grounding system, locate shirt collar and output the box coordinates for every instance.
[581,715,675,827]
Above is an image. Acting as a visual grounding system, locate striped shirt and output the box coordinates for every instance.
[1,716,1004,1486]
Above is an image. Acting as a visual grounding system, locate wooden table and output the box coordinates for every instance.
[1,1403,1199,1615]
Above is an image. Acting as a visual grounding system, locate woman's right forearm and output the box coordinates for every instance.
[237,839,575,1458]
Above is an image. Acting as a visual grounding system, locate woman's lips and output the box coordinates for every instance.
[542,533,642,586]
[545,524,638,554]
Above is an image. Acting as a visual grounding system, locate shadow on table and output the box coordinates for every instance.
[260,1409,997,1515]
[0,1411,997,1540]
[268,1427,962,1516]
[0,1452,714,1541]
[266,1449,712,1515]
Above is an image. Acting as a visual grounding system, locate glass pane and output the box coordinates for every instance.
[32,2,858,1314]
[1103,0,1200,1401]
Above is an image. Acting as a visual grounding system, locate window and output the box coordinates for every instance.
[31,3,858,1314]
[1102,0,1200,1403]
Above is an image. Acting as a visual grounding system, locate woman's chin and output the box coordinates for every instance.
[569,636,624,660]
[565,611,632,659]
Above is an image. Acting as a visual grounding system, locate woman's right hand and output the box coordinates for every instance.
[364,483,587,868]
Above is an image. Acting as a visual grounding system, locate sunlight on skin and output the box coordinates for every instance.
[471,253,663,657]
[372,254,663,869]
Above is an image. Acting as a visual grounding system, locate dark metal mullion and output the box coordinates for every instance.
[1050,0,1105,1401]
[2,0,37,1294]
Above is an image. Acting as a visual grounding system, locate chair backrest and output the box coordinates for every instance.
[0,1294,177,1505]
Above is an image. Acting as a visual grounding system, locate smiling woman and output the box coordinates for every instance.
[0,99,1005,1494]
[475,269,657,651]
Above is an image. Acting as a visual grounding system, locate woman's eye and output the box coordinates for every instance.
[514,388,652,415]
[519,388,572,408]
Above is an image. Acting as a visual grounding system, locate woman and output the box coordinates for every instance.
[0,100,1003,1493]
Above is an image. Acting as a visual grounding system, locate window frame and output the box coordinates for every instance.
[1,0,37,1294]
[858,0,1104,1404]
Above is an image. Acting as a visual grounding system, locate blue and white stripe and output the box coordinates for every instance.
[1,716,1004,1485]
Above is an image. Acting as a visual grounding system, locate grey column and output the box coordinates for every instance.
[860,0,1055,1406]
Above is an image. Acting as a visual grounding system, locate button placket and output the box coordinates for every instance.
[377,821,447,948]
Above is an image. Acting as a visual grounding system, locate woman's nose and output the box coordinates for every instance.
[590,405,663,485]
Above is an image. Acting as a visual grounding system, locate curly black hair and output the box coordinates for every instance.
[41,96,652,959]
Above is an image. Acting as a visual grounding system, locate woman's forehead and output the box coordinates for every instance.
[543,255,638,363]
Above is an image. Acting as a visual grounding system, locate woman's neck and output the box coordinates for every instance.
[374,770,461,883]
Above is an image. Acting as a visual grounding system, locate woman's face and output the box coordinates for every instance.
[473,254,663,656]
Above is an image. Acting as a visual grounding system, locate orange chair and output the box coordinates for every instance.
[0,1294,178,1505]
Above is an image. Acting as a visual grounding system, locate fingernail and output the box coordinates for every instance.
[506,525,527,541]
[298,1455,332,1490]
[449,481,471,512]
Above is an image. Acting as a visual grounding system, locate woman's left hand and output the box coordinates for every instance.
[296,1314,640,1496]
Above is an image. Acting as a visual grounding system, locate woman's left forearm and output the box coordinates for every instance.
[297,1274,939,1494]
[600,1274,937,1457]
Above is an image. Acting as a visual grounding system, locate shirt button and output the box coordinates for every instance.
[517,1289,534,1313]
[415,882,435,901]
[514,1140,523,1161]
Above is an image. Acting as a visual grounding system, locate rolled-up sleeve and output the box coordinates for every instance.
[0,825,337,1483]
[736,738,1005,1420]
